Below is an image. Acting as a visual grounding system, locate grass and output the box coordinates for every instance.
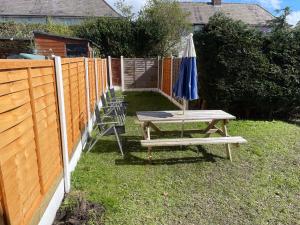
[71,92,300,225]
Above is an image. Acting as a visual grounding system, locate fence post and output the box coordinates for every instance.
[108,56,113,88]
[161,57,164,91]
[170,55,173,97]
[84,58,92,133]
[54,56,71,193]
[94,59,99,103]
[157,56,160,90]
[121,56,125,91]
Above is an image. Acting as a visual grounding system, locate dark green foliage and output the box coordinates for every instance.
[195,11,300,119]
[74,0,190,57]
[75,17,135,57]
[0,21,75,39]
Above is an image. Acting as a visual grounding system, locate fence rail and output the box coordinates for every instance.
[0,57,108,225]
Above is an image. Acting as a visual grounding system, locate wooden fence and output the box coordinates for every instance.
[0,57,108,225]
[110,56,183,108]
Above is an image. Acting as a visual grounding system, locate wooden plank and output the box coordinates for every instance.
[0,117,33,149]
[32,83,55,99]
[31,74,54,87]
[30,67,54,78]
[0,80,29,96]
[0,69,28,84]
[136,110,236,122]
[28,67,45,194]
[0,90,30,113]
[0,103,32,133]
[0,60,53,70]
[0,130,35,164]
[141,136,247,147]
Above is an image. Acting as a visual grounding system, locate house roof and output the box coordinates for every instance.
[179,2,274,26]
[0,0,121,17]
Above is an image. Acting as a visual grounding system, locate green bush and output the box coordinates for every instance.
[0,20,75,39]
[194,12,300,119]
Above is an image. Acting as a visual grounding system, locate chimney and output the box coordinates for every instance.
[212,0,221,5]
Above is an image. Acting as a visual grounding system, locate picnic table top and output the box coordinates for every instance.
[136,110,236,122]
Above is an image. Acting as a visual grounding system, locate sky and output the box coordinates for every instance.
[106,0,300,25]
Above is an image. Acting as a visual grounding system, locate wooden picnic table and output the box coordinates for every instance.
[136,110,247,162]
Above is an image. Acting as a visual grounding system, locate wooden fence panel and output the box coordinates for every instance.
[96,59,103,97]
[61,58,87,156]
[162,57,172,95]
[0,57,108,225]
[103,59,108,91]
[88,59,96,114]
[123,58,158,90]
[0,60,62,225]
[111,58,121,86]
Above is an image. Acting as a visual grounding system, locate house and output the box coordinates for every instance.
[179,0,274,32]
[0,32,99,58]
[0,0,121,25]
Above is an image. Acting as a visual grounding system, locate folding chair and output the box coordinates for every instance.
[101,94,126,125]
[109,87,127,102]
[86,105,125,156]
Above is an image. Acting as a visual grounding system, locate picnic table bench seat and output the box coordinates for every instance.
[141,136,247,147]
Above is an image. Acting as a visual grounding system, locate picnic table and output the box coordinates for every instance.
[136,110,247,162]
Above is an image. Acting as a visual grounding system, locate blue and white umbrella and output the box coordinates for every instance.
[173,33,199,114]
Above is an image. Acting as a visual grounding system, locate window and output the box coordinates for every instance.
[66,44,87,57]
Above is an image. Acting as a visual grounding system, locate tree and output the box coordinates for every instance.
[135,0,191,56]
[114,0,135,19]
[194,11,300,119]
[75,17,135,57]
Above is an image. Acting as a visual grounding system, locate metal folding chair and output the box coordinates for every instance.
[109,87,127,102]
[86,105,125,156]
[101,94,126,125]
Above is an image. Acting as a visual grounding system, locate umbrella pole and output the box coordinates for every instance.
[181,99,186,141]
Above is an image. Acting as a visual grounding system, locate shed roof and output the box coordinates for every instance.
[179,2,274,26]
[0,0,120,17]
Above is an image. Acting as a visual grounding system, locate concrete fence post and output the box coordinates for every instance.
[54,56,70,193]
[108,56,113,88]
[121,56,125,91]
[84,58,92,133]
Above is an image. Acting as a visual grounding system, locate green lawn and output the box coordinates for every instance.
[71,92,300,225]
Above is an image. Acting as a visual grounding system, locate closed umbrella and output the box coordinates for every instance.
[173,33,199,114]
[173,33,199,139]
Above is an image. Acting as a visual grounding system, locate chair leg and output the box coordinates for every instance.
[86,138,98,153]
[113,126,124,156]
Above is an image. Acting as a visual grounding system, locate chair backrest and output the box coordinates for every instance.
[95,105,106,133]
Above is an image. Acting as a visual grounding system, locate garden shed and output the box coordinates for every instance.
[33,32,98,58]
[0,31,99,58]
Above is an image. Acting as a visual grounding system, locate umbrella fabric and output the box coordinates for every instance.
[173,33,199,101]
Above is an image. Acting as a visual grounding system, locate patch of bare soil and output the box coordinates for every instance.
[53,192,105,225]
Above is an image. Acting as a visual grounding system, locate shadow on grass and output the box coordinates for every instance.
[87,135,225,165]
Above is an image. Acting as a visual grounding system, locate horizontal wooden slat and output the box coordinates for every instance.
[141,136,247,147]
[0,69,28,84]
[0,80,29,96]
[0,60,53,70]
[0,103,32,133]
[0,90,30,113]
[0,117,33,149]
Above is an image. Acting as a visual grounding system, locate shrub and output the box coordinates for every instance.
[194,12,300,119]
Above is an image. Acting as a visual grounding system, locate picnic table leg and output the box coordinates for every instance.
[146,125,152,161]
[222,120,232,162]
